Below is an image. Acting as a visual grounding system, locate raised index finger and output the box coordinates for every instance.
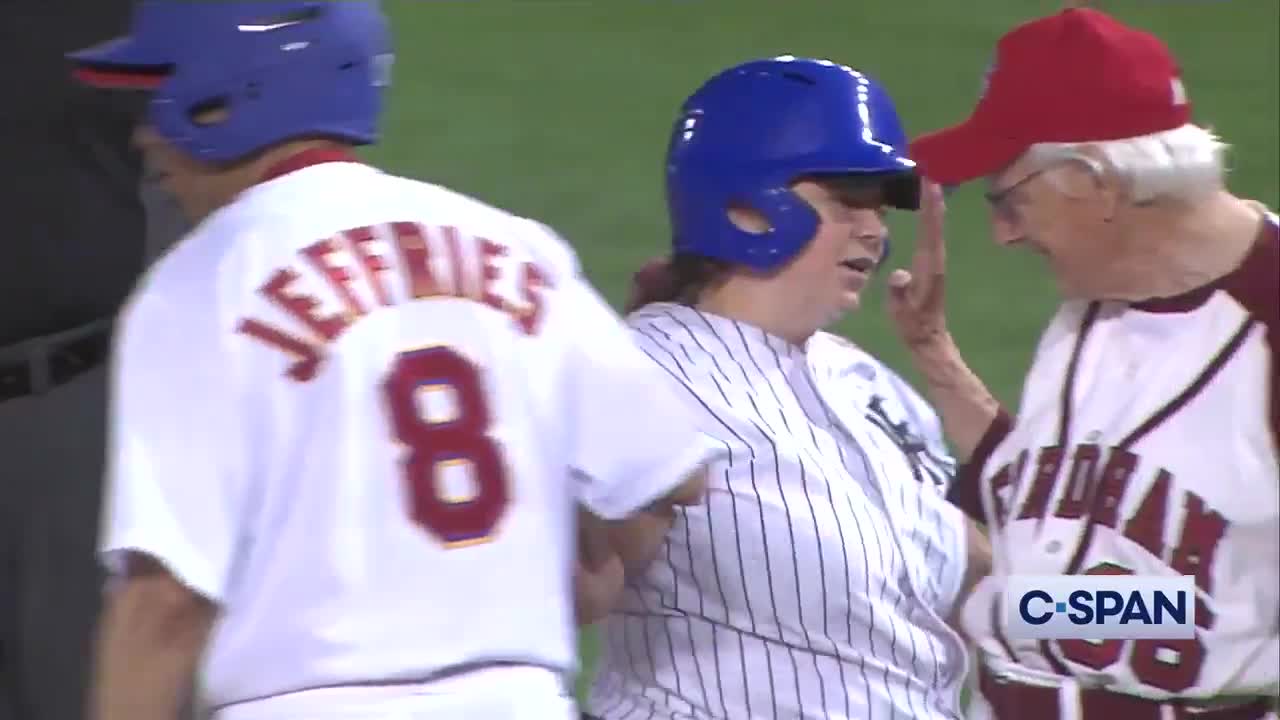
[914,180,947,278]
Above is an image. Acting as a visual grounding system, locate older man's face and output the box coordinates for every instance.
[984,153,1123,299]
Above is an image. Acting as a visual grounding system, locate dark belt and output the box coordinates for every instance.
[0,321,112,404]
[979,663,1272,720]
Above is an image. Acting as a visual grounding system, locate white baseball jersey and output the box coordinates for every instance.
[959,214,1280,701]
[587,303,973,720]
[101,149,722,710]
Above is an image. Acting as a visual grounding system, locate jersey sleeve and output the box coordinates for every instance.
[560,275,723,520]
[102,281,247,602]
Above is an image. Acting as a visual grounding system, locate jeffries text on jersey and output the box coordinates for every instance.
[237,221,552,382]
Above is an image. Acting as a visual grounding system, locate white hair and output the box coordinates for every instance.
[1024,123,1229,204]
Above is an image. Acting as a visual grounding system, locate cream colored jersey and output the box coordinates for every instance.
[101,150,722,710]
[959,215,1280,701]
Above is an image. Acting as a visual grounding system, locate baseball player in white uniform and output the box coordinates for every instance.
[70,3,720,720]
[890,7,1279,720]
[582,56,992,720]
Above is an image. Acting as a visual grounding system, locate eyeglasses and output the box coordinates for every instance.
[983,168,1047,216]
[984,152,1106,219]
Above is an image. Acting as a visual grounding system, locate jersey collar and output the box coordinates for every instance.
[1130,213,1278,314]
[259,147,362,185]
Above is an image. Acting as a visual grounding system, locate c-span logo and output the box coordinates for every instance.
[1005,575,1196,640]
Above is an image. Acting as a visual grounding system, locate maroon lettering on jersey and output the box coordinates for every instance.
[1053,443,1101,519]
[260,267,350,342]
[986,450,1029,527]
[441,225,470,300]
[478,238,509,314]
[1172,489,1218,630]
[1089,447,1138,530]
[1009,450,1028,497]
[1121,467,1170,559]
[1170,493,1228,596]
[985,462,1014,527]
[390,222,444,299]
[516,261,550,336]
[301,236,367,319]
[344,226,393,307]
[1017,446,1062,521]
[237,317,324,381]
[1190,594,1216,632]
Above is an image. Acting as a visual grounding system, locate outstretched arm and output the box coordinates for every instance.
[94,270,246,719]
[573,469,708,625]
[885,182,1012,519]
[886,182,1006,460]
[90,556,216,720]
[948,517,994,638]
[903,334,1004,462]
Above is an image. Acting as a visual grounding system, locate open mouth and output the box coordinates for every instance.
[840,257,875,274]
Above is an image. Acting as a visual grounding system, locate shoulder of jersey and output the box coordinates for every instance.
[809,331,884,382]
[396,176,583,285]
[626,301,681,325]
[510,215,582,284]
[127,204,250,310]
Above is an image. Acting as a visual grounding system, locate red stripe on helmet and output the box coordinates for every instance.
[72,66,166,90]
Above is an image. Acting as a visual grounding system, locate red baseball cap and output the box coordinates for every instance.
[911,8,1192,185]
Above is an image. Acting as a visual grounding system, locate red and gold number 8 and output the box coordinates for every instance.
[383,347,509,547]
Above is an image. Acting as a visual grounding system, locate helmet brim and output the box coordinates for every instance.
[68,37,170,89]
[806,167,921,211]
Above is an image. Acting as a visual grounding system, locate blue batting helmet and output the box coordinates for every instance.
[67,1,392,164]
[666,56,918,272]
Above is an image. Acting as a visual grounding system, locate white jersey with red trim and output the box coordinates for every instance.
[961,215,1280,701]
[101,150,723,709]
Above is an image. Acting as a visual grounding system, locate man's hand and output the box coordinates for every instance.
[664,466,709,508]
[886,180,949,349]
[948,518,993,639]
[573,467,711,624]
[884,181,1001,459]
[575,507,626,625]
[610,466,708,575]
[574,554,625,626]
[89,554,215,720]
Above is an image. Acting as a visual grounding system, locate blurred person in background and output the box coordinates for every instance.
[0,2,187,719]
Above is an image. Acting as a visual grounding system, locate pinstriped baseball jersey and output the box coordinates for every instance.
[586,303,972,720]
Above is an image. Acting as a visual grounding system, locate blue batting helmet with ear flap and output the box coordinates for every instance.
[666,56,918,273]
[67,1,392,165]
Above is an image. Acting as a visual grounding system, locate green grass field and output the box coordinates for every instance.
[369,0,1278,706]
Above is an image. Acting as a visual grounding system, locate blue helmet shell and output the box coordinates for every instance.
[666,56,918,271]
[68,1,393,164]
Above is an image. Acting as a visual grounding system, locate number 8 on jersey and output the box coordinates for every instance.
[382,346,510,547]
